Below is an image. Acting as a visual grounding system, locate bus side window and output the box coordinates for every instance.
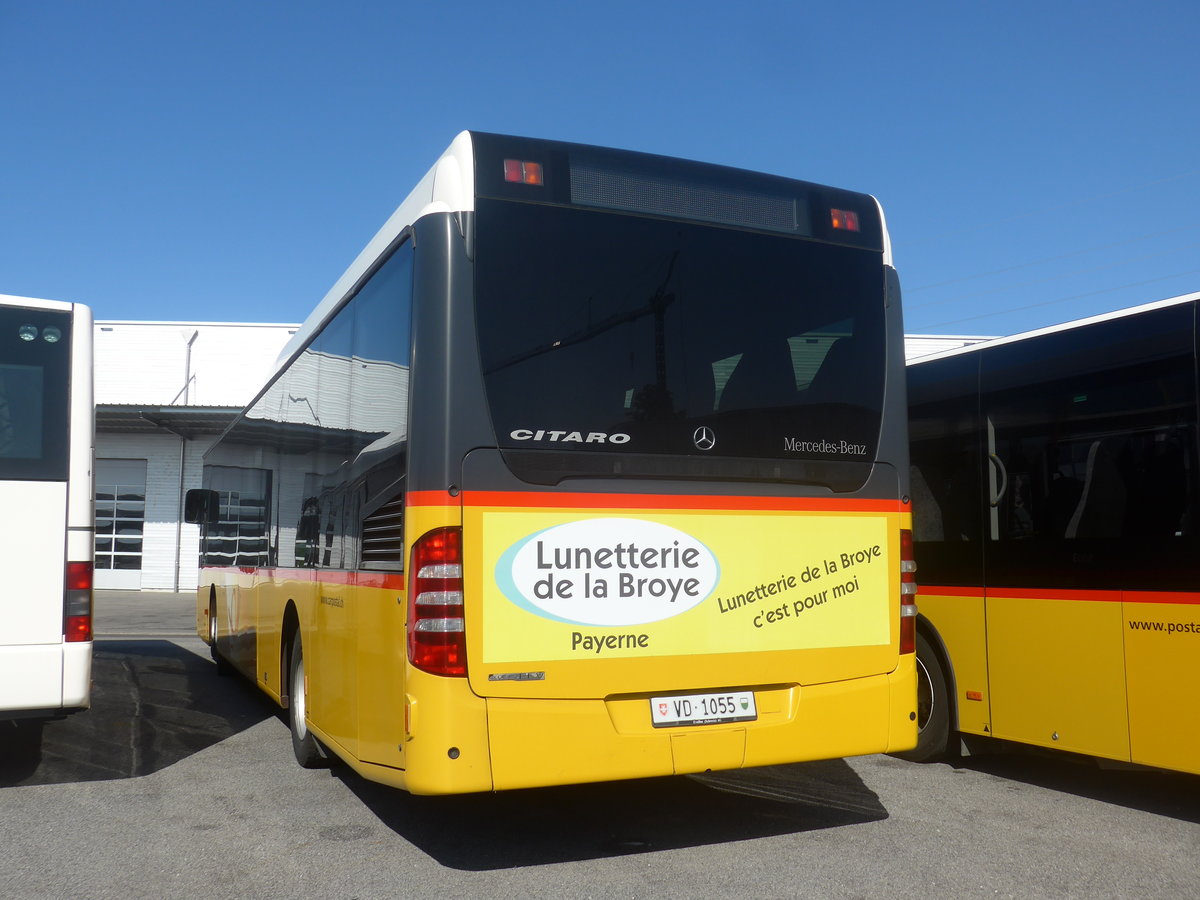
[1064,439,1126,540]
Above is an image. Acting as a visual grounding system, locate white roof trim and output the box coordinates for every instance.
[907,289,1200,366]
[0,292,76,312]
[276,131,475,370]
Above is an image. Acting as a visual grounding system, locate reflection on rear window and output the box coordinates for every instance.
[475,200,885,464]
[0,307,71,480]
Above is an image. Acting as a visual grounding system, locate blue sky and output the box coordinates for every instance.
[2,1,1197,337]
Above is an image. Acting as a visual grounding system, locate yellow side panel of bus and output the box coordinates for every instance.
[356,582,407,769]
[311,580,358,759]
[253,580,290,703]
[1123,599,1200,775]
[918,591,991,737]
[986,594,1129,761]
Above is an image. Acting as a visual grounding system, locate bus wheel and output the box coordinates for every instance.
[895,632,950,762]
[288,632,326,769]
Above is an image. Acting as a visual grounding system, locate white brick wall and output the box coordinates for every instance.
[95,432,218,591]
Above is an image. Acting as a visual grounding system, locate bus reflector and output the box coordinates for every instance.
[831,209,860,232]
[408,527,467,677]
[504,159,544,185]
[899,529,917,655]
[65,561,93,643]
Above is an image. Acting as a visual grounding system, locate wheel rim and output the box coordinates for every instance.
[915,655,934,733]
[293,653,308,739]
[209,605,217,643]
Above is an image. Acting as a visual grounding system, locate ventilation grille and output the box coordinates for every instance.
[360,494,404,571]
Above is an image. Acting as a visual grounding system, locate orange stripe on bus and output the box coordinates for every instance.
[983,587,1123,603]
[407,490,460,507]
[917,585,986,598]
[919,584,1200,605]
[201,566,405,591]
[448,490,907,513]
[1124,590,1200,606]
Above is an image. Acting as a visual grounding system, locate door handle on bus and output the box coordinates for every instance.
[988,453,1008,508]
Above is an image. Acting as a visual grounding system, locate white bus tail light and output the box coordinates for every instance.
[65,561,93,643]
[408,527,467,677]
[899,529,917,655]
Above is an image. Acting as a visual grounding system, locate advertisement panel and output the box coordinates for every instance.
[470,501,893,664]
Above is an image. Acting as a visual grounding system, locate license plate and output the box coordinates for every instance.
[650,691,757,727]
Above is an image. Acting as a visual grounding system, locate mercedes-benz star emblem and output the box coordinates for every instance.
[693,426,716,451]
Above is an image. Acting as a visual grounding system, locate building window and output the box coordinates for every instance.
[95,459,147,573]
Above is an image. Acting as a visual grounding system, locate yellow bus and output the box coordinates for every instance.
[907,292,1200,775]
[187,132,916,794]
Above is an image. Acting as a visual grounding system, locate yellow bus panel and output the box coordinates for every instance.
[917,588,991,737]
[986,591,1129,761]
[1123,594,1200,775]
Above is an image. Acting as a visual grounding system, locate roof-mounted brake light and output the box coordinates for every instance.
[831,209,860,232]
[504,159,544,185]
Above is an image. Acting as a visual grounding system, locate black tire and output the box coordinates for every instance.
[895,631,951,762]
[288,632,326,769]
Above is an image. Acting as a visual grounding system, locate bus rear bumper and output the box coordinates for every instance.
[0,641,92,716]
[484,660,918,791]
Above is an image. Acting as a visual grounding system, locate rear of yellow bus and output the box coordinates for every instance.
[400,134,916,793]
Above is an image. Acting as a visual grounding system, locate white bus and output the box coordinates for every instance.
[0,294,95,753]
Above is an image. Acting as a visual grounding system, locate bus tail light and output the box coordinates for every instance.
[503,159,544,185]
[899,529,917,655]
[407,527,467,677]
[65,561,93,643]
[831,208,860,232]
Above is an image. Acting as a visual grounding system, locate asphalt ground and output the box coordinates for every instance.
[94,589,196,637]
[3,591,1198,898]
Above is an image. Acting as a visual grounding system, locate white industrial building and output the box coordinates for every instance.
[94,321,297,590]
[91,320,982,592]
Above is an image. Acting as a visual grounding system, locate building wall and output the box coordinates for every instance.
[95,321,297,592]
[88,323,987,593]
[95,321,297,406]
[95,431,217,591]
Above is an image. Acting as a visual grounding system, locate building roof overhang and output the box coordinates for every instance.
[95,405,238,438]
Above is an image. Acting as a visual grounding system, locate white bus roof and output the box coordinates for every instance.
[276,132,476,371]
[0,292,79,313]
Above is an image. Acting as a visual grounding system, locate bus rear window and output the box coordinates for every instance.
[474,200,885,485]
[0,307,71,481]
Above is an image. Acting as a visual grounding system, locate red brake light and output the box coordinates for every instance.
[899,529,917,654]
[831,208,860,232]
[407,527,467,677]
[503,159,544,185]
[65,561,93,643]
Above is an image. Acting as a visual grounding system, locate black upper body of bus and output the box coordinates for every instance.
[410,132,908,505]
[196,133,909,572]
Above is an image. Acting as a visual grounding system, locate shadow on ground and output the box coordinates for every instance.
[342,757,888,870]
[953,749,1200,824]
[0,639,271,787]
